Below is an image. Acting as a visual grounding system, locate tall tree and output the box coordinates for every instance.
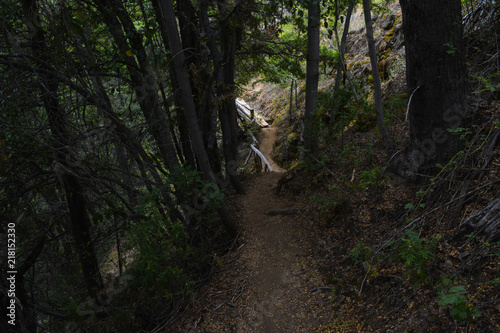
[156,0,239,237]
[21,0,103,298]
[397,0,469,177]
[93,0,179,170]
[304,0,321,152]
[331,0,356,123]
[216,0,246,193]
[362,0,394,154]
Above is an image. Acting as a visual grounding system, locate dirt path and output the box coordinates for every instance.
[258,127,285,173]
[174,126,337,332]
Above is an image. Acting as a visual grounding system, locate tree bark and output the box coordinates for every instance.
[94,0,179,170]
[397,0,469,178]
[176,0,218,166]
[331,0,355,123]
[362,0,394,154]
[201,0,245,194]
[151,0,197,170]
[218,0,241,160]
[157,0,239,237]
[289,79,294,123]
[464,192,500,242]
[22,0,103,298]
[82,2,186,223]
[304,0,321,152]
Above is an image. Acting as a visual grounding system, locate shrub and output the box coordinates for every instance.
[350,241,374,264]
[396,230,438,281]
[438,286,480,322]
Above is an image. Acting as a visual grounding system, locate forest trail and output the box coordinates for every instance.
[175,126,338,332]
[258,127,285,173]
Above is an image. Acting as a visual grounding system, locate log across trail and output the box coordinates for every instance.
[171,125,342,332]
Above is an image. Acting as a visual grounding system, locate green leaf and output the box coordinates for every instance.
[404,203,414,210]
[448,286,466,294]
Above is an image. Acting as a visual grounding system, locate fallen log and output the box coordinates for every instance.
[266,208,303,216]
[464,192,500,241]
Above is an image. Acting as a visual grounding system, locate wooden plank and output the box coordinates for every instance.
[250,144,272,172]
[236,99,269,128]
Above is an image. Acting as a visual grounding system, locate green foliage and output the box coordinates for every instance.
[383,92,408,126]
[127,165,225,299]
[338,140,376,168]
[303,151,331,172]
[491,242,500,261]
[241,118,262,140]
[128,166,223,299]
[444,42,457,55]
[404,202,425,211]
[172,165,224,210]
[327,86,376,135]
[319,46,339,71]
[447,126,474,144]
[128,208,193,298]
[440,275,500,323]
[438,285,481,322]
[473,71,500,95]
[358,166,384,190]
[350,241,373,264]
[329,88,357,130]
[396,230,438,281]
[244,20,306,85]
[316,90,337,123]
[309,192,337,208]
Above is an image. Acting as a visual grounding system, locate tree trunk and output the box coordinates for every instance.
[157,0,239,237]
[176,0,216,163]
[396,0,469,178]
[331,0,355,123]
[218,0,241,160]
[362,0,394,154]
[289,79,294,123]
[22,0,103,298]
[151,0,198,170]
[95,0,179,170]
[69,10,186,223]
[201,0,245,194]
[304,0,321,152]
[464,192,500,242]
[219,106,246,193]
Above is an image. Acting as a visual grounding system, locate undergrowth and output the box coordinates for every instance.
[269,48,500,331]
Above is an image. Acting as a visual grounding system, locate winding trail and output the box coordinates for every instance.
[174,126,337,332]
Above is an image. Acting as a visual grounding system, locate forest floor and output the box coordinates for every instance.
[171,127,353,332]
[169,109,500,333]
[168,5,500,331]
[168,113,500,333]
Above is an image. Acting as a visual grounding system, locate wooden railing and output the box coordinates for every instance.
[236,99,273,172]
